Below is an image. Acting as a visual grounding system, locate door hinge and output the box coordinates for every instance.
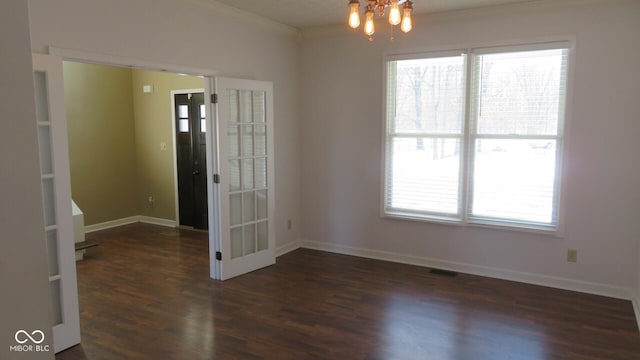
[211,93,218,104]
[216,251,222,261]
[213,174,220,184]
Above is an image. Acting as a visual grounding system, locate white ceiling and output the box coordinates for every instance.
[211,0,538,29]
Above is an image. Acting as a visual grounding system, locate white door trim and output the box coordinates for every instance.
[49,47,217,77]
[33,53,81,353]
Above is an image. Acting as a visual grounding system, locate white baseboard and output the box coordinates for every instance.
[276,240,300,257]
[138,216,178,228]
[84,216,139,233]
[85,216,176,233]
[301,239,633,301]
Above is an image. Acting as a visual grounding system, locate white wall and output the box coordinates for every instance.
[0,1,54,358]
[28,0,302,252]
[300,0,640,298]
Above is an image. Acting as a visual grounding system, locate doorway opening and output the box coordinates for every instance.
[63,61,207,233]
[41,49,276,353]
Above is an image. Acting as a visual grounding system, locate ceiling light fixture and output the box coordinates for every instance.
[348,0,414,41]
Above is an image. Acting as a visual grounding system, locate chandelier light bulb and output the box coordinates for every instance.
[348,1,360,28]
[347,0,414,40]
[388,1,401,26]
[364,10,375,36]
[401,5,413,32]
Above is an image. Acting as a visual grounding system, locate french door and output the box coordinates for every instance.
[32,54,81,353]
[208,77,275,280]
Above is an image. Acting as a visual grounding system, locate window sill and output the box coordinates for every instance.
[383,211,562,238]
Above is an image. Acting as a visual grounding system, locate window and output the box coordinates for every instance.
[384,44,569,232]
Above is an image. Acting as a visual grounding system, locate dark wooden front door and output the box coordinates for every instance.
[175,92,208,229]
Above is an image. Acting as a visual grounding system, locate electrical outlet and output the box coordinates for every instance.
[148,196,155,204]
[567,249,577,263]
[287,219,292,230]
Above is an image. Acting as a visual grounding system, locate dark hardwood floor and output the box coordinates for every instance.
[56,223,640,360]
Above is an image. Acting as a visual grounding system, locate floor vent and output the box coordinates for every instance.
[429,268,458,277]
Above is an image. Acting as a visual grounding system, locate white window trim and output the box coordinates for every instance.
[380,40,575,237]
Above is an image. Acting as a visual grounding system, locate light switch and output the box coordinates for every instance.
[160,142,167,151]
[143,85,154,93]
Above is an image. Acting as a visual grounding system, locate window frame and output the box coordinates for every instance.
[381,41,573,235]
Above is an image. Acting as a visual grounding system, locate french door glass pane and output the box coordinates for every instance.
[46,230,59,277]
[230,193,242,226]
[50,280,62,326]
[255,125,266,156]
[34,71,50,123]
[256,190,268,220]
[228,126,240,157]
[243,191,255,222]
[472,139,556,223]
[229,90,239,123]
[244,224,256,255]
[255,158,267,188]
[257,221,268,250]
[229,160,241,191]
[389,137,460,214]
[242,159,254,190]
[252,92,266,123]
[230,227,243,259]
[38,126,53,174]
[239,90,252,123]
[42,178,57,227]
[242,125,254,156]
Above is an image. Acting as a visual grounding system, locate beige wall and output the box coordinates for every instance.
[132,70,204,221]
[0,0,54,358]
[65,63,203,225]
[64,62,138,225]
[300,0,640,297]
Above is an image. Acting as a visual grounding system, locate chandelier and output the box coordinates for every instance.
[348,0,414,40]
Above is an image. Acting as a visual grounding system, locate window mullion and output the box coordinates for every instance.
[460,52,476,224]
